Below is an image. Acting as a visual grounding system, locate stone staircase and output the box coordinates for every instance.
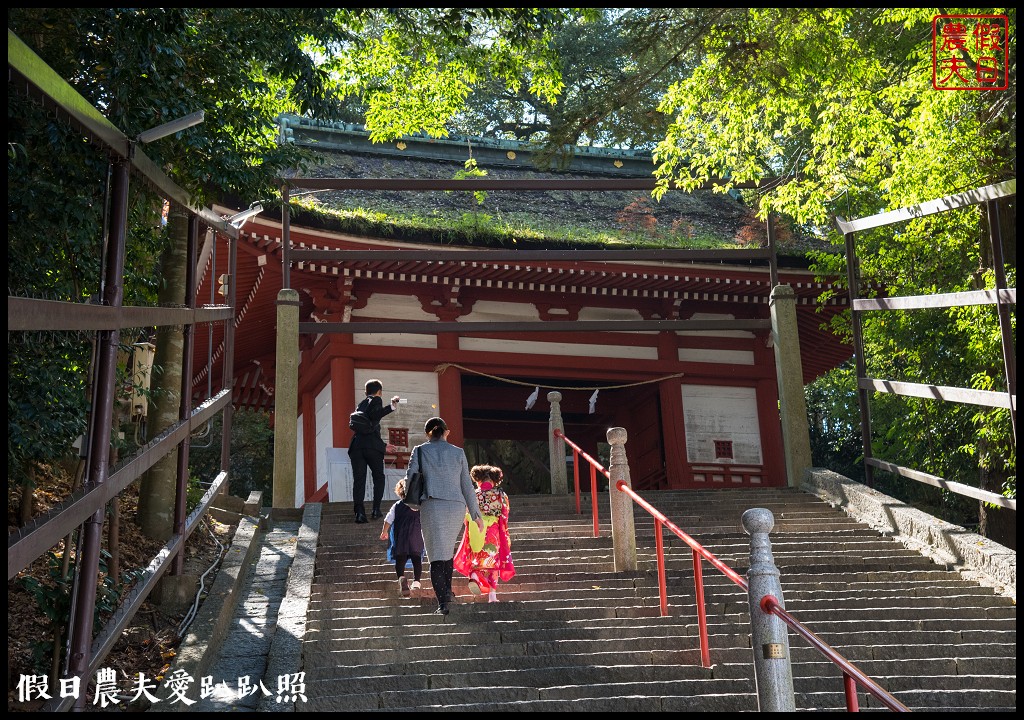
[299,487,1016,712]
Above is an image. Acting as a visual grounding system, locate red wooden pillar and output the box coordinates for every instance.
[657,331,688,488]
[437,334,464,446]
[331,355,356,449]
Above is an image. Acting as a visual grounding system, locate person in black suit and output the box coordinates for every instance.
[348,379,400,524]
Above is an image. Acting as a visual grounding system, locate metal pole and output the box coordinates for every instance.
[843,229,875,487]
[67,156,129,710]
[844,673,861,712]
[693,549,710,668]
[282,183,291,290]
[742,508,796,712]
[172,214,199,574]
[986,199,1016,440]
[572,447,581,514]
[219,222,237,485]
[655,518,667,616]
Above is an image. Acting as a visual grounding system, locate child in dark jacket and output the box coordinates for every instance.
[379,477,425,597]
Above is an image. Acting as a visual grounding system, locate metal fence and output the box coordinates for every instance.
[835,179,1016,510]
[8,30,239,710]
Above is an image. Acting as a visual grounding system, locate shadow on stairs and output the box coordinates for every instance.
[293,487,1015,712]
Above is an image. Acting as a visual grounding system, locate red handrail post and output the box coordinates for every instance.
[590,464,599,537]
[601,472,908,712]
[572,446,580,515]
[655,518,668,616]
[844,673,861,712]
[692,548,711,668]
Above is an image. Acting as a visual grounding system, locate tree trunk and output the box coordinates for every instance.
[138,208,189,541]
[19,464,36,526]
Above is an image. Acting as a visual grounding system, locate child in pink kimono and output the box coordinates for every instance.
[453,464,515,602]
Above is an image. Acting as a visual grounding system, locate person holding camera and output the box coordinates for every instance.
[348,378,400,524]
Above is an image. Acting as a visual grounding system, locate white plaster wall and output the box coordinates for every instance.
[676,312,755,339]
[458,299,659,358]
[353,332,437,348]
[355,293,436,320]
[679,348,755,365]
[351,293,438,348]
[681,384,763,465]
[459,337,658,360]
[577,306,647,322]
[314,383,333,503]
[352,369,440,449]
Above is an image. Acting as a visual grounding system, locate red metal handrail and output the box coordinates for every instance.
[760,595,910,712]
[616,479,909,711]
[615,479,746,669]
[552,429,908,711]
[554,428,603,537]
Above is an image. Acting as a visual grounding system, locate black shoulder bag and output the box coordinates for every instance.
[405,446,427,509]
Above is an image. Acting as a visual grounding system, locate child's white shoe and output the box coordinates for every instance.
[410,580,421,591]
[487,590,498,603]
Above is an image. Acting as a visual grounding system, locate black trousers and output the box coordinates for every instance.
[349,444,386,516]
[430,559,454,608]
[394,554,422,581]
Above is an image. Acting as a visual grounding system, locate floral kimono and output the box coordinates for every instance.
[453,481,515,583]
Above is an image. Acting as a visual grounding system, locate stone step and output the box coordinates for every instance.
[303,489,1015,713]
[302,692,761,713]
[303,655,720,683]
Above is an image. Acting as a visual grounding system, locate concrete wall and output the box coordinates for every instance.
[803,468,1016,601]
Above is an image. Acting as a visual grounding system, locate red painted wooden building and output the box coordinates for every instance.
[192,204,852,507]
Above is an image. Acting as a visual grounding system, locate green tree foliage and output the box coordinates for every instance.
[649,8,1015,536]
[8,8,577,537]
[187,410,275,504]
[805,363,865,483]
[7,93,166,521]
[454,9,730,158]
[653,8,1015,216]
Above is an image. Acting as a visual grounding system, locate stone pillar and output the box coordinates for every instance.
[742,508,796,712]
[606,427,638,572]
[769,285,812,487]
[547,391,567,495]
[273,288,300,508]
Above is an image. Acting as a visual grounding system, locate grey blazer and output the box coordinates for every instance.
[408,438,481,520]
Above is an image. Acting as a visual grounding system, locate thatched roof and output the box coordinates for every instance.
[278,115,827,258]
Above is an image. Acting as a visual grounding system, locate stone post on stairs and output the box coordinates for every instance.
[769,284,813,487]
[742,508,796,712]
[547,391,568,495]
[272,288,300,508]
[607,427,638,572]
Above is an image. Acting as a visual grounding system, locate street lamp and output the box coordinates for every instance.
[226,202,264,229]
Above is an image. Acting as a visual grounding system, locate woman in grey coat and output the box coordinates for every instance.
[407,417,484,615]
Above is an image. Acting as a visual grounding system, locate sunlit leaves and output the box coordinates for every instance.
[653,8,1014,228]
